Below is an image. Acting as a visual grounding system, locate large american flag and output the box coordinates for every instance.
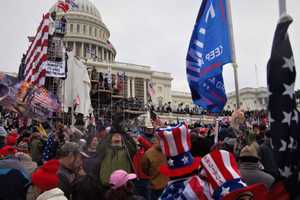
[23,13,50,87]
[267,15,300,198]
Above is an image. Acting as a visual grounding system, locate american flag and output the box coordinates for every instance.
[32,88,59,111]
[117,72,126,91]
[107,40,114,49]
[267,15,300,197]
[57,1,70,13]
[42,133,56,162]
[148,80,155,97]
[23,13,50,87]
[66,0,79,9]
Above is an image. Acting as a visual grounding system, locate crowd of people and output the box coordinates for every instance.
[0,107,298,200]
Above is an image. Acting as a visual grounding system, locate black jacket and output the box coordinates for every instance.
[58,165,76,199]
[0,168,29,200]
[72,174,105,200]
[259,138,279,178]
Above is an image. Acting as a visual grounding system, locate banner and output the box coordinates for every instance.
[46,60,66,78]
[186,0,233,113]
[0,73,61,121]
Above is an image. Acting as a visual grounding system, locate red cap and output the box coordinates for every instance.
[0,145,17,157]
[31,160,60,192]
[6,132,19,146]
[137,136,152,150]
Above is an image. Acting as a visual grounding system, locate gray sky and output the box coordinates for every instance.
[0,0,299,93]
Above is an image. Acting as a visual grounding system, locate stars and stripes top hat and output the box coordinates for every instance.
[156,123,201,177]
[201,149,268,200]
[159,175,212,200]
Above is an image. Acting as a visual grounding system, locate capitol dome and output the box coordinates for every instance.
[50,0,102,21]
[49,0,116,62]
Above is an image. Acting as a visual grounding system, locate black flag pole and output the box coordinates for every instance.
[279,0,287,17]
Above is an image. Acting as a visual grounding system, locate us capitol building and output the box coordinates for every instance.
[48,0,268,123]
[49,0,202,122]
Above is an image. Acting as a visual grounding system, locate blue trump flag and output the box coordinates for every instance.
[186,0,233,113]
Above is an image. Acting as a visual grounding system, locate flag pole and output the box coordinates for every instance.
[226,0,240,109]
[279,0,287,16]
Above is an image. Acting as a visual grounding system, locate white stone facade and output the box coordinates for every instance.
[171,91,194,110]
[225,87,269,111]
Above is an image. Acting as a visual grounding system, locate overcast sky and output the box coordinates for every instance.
[0,0,299,93]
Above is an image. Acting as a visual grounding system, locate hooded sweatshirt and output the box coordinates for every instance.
[37,188,67,200]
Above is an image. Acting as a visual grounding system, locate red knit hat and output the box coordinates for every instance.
[0,145,17,157]
[6,132,19,146]
[31,159,60,192]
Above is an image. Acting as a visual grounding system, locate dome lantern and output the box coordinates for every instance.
[49,0,116,62]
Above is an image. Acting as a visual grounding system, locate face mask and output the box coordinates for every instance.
[111,143,122,147]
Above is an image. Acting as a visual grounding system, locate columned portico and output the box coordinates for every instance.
[144,79,147,104]
[127,77,131,98]
[132,78,135,98]
[80,43,84,58]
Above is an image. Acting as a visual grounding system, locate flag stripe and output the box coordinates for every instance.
[25,20,49,66]
[221,150,240,179]
[180,124,190,152]
[24,28,48,77]
[26,54,47,81]
[165,129,178,156]
[202,153,226,188]
[24,13,49,87]
[158,130,170,156]
[213,150,234,181]
[173,127,185,155]
[185,123,192,149]
[187,176,209,200]
[25,14,49,64]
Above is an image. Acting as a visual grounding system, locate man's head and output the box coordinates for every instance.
[96,126,108,140]
[144,127,154,135]
[111,133,122,147]
[252,124,260,135]
[239,144,259,163]
[58,142,83,172]
[51,11,56,20]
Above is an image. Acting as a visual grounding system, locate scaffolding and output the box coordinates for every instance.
[89,64,146,128]
[43,13,146,127]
